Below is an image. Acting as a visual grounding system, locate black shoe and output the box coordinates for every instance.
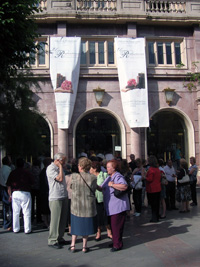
[95,237,101,241]
[48,242,62,249]
[190,202,197,206]
[82,247,90,253]
[68,246,76,253]
[150,219,159,223]
[59,240,69,245]
[110,247,121,252]
[159,216,166,219]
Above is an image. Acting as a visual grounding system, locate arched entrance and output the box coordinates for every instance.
[75,111,123,158]
[147,109,194,164]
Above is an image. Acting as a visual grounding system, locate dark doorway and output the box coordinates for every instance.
[76,112,121,158]
[147,111,186,162]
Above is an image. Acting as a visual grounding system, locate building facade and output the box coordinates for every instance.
[31,0,200,166]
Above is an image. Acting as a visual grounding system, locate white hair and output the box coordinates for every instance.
[54,153,65,161]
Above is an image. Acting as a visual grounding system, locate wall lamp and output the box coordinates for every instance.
[93,86,105,106]
[163,87,175,105]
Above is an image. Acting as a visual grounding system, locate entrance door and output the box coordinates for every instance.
[76,112,121,158]
[147,111,187,162]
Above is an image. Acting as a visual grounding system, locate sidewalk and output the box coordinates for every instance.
[0,189,200,267]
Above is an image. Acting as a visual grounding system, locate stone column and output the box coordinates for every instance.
[130,128,141,158]
[57,128,68,158]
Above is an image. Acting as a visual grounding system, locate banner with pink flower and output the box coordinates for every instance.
[50,37,81,129]
[115,37,149,128]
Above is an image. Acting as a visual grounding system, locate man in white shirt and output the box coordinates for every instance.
[164,159,178,210]
[0,156,12,230]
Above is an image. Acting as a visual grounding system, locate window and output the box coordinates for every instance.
[147,39,185,67]
[30,37,49,68]
[81,39,115,67]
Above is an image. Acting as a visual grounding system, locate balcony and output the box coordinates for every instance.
[36,0,200,22]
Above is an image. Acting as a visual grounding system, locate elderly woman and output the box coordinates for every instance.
[100,159,130,252]
[189,157,198,206]
[176,158,191,213]
[90,161,112,241]
[69,157,97,253]
[132,158,146,217]
[146,156,161,223]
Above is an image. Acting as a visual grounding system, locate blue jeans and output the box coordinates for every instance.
[0,185,12,229]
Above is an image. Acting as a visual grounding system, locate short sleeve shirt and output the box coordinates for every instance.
[101,171,130,216]
[46,163,68,201]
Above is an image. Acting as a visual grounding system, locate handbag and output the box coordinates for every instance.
[113,175,130,198]
[131,175,142,190]
[79,173,95,196]
[178,169,190,184]
[114,188,127,198]
[135,180,143,190]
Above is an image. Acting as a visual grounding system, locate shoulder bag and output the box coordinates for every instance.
[178,169,190,184]
[79,173,95,196]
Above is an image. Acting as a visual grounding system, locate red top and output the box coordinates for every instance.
[6,168,34,193]
[146,167,161,193]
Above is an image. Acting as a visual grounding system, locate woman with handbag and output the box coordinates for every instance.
[68,157,97,253]
[189,156,198,206]
[132,158,146,217]
[158,158,168,219]
[100,159,130,252]
[146,156,161,223]
[176,158,191,213]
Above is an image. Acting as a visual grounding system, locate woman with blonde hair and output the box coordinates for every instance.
[68,157,97,253]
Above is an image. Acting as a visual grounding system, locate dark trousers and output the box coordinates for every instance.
[147,192,160,222]
[110,211,126,249]
[133,189,142,213]
[31,189,42,222]
[190,181,197,204]
[0,185,12,229]
[166,181,176,209]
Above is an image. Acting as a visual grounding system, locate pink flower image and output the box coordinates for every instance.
[61,80,72,91]
[127,79,137,87]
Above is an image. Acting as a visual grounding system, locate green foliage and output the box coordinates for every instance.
[0,0,49,160]
[177,61,200,91]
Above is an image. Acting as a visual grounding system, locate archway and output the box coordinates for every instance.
[147,109,194,164]
[75,110,123,158]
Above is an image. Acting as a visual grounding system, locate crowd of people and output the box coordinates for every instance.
[0,151,198,253]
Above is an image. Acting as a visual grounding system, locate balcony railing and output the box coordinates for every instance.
[35,1,200,17]
[146,1,186,13]
[77,0,117,11]
[38,0,47,10]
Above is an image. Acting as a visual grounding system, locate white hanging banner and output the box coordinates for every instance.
[115,37,149,128]
[50,37,81,129]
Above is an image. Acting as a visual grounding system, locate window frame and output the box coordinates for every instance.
[80,38,116,68]
[30,36,49,69]
[146,38,186,68]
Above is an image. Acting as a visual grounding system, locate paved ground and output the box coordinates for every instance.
[0,189,200,267]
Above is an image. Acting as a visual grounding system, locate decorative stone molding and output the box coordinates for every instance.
[52,0,72,8]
